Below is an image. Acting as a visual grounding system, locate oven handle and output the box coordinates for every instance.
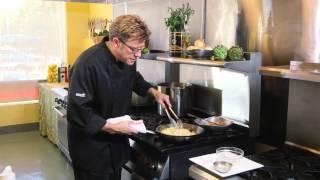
[53,106,66,118]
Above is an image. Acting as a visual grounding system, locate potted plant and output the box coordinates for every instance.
[165,3,194,32]
[164,3,194,57]
[89,18,111,44]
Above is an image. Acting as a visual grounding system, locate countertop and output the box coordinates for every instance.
[38,82,68,89]
[260,63,320,83]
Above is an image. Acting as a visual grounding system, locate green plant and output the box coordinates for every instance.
[212,45,228,60]
[94,29,109,37]
[165,3,195,32]
[89,18,110,37]
[227,46,244,61]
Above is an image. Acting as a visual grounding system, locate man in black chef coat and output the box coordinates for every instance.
[67,15,170,180]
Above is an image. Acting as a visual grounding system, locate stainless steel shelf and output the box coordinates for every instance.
[144,52,262,73]
[156,56,225,67]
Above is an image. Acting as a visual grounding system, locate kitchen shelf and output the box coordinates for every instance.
[141,52,261,73]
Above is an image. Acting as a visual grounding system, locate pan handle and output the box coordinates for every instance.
[146,130,156,134]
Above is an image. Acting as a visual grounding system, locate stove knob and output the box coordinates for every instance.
[151,162,159,171]
[57,99,62,104]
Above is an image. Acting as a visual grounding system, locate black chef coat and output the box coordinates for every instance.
[67,42,152,174]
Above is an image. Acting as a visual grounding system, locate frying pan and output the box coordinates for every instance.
[153,123,205,143]
[194,116,233,131]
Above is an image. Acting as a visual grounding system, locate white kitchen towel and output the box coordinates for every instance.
[107,115,132,124]
[0,166,16,180]
[106,115,147,133]
[129,121,147,133]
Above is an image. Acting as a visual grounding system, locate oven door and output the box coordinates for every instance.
[122,139,169,180]
[53,106,71,162]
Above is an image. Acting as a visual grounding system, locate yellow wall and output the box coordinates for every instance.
[89,3,113,20]
[0,103,39,127]
[66,2,112,65]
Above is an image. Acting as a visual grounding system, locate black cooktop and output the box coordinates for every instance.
[238,145,320,179]
[129,108,248,155]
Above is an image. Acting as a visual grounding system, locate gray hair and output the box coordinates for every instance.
[109,15,151,42]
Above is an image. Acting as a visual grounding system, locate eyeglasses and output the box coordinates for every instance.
[119,38,144,54]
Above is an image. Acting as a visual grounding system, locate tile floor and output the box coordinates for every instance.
[0,131,74,180]
[0,131,133,180]
[0,130,276,180]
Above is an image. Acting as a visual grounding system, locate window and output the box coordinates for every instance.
[0,0,65,81]
[0,0,65,102]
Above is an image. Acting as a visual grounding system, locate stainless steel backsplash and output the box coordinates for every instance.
[112,0,320,64]
[206,0,320,65]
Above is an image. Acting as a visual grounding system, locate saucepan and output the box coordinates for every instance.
[157,82,193,117]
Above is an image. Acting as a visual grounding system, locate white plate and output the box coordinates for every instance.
[189,153,264,178]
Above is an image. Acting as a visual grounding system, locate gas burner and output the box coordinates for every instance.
[240,145,320,179]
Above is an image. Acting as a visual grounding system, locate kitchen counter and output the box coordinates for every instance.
[260,62,320,149]
[38,82,68,144]
[260,63,320,83]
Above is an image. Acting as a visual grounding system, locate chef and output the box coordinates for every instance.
[67,14,170,180]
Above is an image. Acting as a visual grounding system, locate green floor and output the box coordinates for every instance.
[0,131,74,180]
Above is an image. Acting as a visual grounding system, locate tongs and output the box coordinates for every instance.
[163,104,183,128]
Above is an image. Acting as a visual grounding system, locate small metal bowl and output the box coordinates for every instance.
[213,161,233,173]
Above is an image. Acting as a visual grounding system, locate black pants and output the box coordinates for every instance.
[73,165,121,180]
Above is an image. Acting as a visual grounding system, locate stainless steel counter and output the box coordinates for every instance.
[260,63,320,83]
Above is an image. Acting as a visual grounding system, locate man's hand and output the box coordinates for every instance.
[102,119,143,135]
[148,87,171,108]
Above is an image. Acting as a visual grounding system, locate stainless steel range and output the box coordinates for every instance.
[239,145,320,179]
[51,87,71,162]
[124,109,252,180]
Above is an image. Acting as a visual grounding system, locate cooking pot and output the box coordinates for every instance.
[154,123,205,143]
[157,82,193,116]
